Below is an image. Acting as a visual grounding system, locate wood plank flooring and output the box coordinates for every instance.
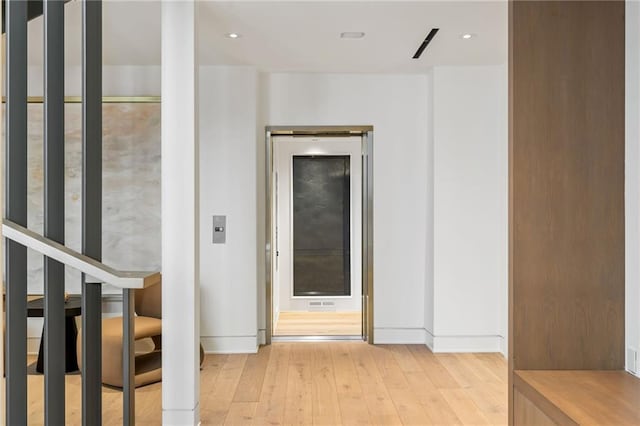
[274,311,362,336]
[24,343,507,425]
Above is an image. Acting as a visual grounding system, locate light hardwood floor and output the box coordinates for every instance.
[274,311,362,336]
[25,343,507,425]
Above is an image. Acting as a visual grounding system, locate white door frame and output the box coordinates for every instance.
[273,136,362,314]
[264,126,374,344]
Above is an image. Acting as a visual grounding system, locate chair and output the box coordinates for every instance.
[78,281,204,388]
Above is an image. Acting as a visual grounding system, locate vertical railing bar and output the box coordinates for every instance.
[123,289,135,425]
[5,0,29,424]
[361,140,367,341]
[81,0,103,425]
[81,283,101,424]
[43,0,66,424]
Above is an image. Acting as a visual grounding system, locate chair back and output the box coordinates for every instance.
[135,280,162,319]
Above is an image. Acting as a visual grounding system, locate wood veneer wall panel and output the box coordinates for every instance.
[513,389,562,426]
[510,0,625,371]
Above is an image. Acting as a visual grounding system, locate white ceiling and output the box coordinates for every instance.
[27,0,507,73]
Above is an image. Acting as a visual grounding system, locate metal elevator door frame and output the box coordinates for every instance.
[264,126,374,344]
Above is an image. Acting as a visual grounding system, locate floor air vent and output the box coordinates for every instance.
[308,301,336,312]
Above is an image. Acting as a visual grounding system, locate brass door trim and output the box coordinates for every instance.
[264,126,374,345]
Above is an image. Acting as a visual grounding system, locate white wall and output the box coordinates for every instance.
[499,64,508,356]
[626,0,640,377]
[256,73,269,343]
[430,65,508,353]
[425,70,435,340]
[264,73,430,343]
[198,66,259,353]
[24,63,510,354]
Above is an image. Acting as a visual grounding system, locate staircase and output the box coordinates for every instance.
[3,1,155,424]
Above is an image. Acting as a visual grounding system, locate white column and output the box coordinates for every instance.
[161,1,200,424]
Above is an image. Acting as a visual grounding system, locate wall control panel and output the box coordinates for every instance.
[212,215,226,244]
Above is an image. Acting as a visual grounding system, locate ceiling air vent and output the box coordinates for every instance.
[413,28,440,59]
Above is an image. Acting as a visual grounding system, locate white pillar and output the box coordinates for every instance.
[161,1,200,424]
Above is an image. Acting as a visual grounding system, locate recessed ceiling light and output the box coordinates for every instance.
[340,32,365,39]
[462,33,474,40]
[226,33,241,39]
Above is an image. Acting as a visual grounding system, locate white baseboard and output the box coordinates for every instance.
[257,329,266,346]
[627,368,640,379]
[426,330,504,353]
[201,336,258,354]
[425,329,435,351]
[163,402,200,426]
[500,336,508,358]
[374,327,427,344]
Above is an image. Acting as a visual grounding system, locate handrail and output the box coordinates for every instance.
[2,219,160,289]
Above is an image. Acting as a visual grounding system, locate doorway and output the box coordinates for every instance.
[265,126,374,343]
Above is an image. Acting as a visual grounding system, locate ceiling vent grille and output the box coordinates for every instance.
[413,28,440,59]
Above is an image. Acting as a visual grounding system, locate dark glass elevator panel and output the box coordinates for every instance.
[293,156,351,296]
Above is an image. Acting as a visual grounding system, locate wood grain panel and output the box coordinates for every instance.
[514,389,559,426]
[513,372,578,426]
[515,370,640,426]
[510,0,625,371]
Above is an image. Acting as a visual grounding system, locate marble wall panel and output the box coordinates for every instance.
[23,103,161,294]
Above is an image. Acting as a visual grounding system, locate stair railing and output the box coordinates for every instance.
[4,0,151,424]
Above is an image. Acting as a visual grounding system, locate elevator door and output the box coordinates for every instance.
[292,155,351,297]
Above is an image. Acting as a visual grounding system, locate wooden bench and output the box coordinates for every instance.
[514,370,640,425]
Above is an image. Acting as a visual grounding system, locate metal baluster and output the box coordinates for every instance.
[43,0,66,423]
[5,0,29,423]
[123,289,136,425]
[81,0,103,424]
